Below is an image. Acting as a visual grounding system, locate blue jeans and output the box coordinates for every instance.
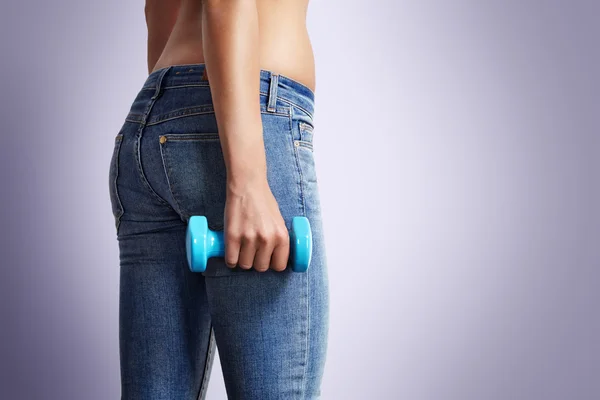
[108,64,329,399]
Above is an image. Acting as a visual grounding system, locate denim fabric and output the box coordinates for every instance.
[108,64,329,400]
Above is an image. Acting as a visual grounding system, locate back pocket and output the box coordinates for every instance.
[158,133,227,231]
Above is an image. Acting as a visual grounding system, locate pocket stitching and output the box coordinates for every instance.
[294,140,313,151]
[160,133,220,141]
[298,121,315,146]
[299,121,314,133]
[295,123,318,185]
[291,115,318,215]
[158,133,223,227]
[110,134,125,231]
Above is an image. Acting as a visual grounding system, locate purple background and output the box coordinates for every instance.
[1,1,598,399]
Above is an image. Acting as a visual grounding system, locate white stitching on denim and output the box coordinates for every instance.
[160,133,220,141]
[158,137,186,219]
[289,108,306,216]
[134,127,171,206]
[302,263,310,398]
[130,93,306,125]
[299,122,314,132]
[295,140,313,151]
[267,73,279,112]
[272,95,313,120]
[111,134,125,233]
[147,111,216,126]
[162,84,210,89]
[145,108,289,126]
[134,74,173,206]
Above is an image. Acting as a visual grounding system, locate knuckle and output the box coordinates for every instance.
[275,228,289,242]
[256,230,273,245]
[242,230,257,242]
[227,231,242,243]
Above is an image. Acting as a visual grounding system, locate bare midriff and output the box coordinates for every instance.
[151,0,315,93]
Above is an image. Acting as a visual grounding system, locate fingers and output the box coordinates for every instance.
[224,229,242,269]
[238,231,258,270]
[253,232,276,272]
[224,225,289,272]
[270,228,290,272]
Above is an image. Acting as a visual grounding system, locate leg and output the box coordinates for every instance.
[204,239,328,399]
[111,128,216,399]
[152,110,330,398]
[125,66,330,398]
[118,224,216,400]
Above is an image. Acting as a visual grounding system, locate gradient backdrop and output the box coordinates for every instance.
[1,1,598,399]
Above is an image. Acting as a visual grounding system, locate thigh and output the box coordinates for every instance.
[205,262,328,399]
[206,106,329,399]
[153,99,329,398]
[113,124,215,399]
[118,223,216,400]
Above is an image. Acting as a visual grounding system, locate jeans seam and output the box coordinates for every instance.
[147,105,216,125]
[299,122,314,133]
[134,126,171,206]
[301,267,310,398]
[112,134,125,233]
[295,140,314,151]
[158,139,186,220]
[289,108,306,216]
[146,107,289,127]
[134,90,172,207]
[162,84,210,90]
[275,94,313,120]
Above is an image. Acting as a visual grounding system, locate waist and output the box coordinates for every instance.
[141,63,315,118]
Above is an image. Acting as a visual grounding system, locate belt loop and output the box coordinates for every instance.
[152,66,171,100]
[267,73,279,113]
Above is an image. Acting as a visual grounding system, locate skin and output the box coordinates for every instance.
[144,0,315,272]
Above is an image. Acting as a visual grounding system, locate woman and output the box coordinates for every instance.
[108,0,329,399]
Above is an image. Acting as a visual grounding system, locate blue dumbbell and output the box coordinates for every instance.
[186,216,312,273]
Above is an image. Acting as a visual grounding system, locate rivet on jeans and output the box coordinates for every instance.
[159,136,167,144]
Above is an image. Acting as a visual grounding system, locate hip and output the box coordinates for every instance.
[108,64,323,251]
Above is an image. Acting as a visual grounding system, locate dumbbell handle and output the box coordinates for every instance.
[186,216,312,273]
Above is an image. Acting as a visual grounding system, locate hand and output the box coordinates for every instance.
[223,175,290,272]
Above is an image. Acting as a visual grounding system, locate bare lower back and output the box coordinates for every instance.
[152,0,316,93]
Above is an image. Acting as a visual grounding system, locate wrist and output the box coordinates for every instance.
[227,164,268,188]
[222,139,268,186]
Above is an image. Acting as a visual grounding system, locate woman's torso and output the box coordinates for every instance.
[152,0,315,93]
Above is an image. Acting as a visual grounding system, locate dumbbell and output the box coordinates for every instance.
[186,216,312,273]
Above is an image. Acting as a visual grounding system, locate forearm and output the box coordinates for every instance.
[201,0,266,185]
[145,0,181,74]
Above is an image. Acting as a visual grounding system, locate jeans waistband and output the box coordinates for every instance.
[142,63,315,118]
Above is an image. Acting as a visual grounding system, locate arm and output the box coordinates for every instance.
[201,0,266,184]
[145,0,181,74]
[201,0,289,272]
